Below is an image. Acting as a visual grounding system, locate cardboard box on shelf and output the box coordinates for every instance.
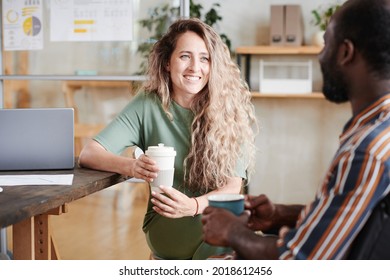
[269,5,303,46]
[270,5,285,46]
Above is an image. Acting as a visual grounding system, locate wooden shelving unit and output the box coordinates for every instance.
[236,45,323,95]
[251,92,324,99]
[62,80,134,156]
[2,51,30,108]
[236,45,323,55]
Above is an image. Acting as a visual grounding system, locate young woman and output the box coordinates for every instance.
[79,18,257,259]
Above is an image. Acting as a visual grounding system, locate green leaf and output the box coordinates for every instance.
[136,1,233,74]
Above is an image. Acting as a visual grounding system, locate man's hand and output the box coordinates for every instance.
[245,194,276,232]
[201,207,250,247]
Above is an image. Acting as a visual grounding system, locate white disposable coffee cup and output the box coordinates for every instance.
[145,143,176,192]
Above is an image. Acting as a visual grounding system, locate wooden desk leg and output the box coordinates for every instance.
[51,236,60,260]
[34,214,51,260]
[12,205,67,260]
[45,204,68,260]
[13,218,34,260]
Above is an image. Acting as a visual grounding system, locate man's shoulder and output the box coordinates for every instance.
[362,115,390,160]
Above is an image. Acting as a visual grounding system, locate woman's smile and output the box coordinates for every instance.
[167,31,210,108]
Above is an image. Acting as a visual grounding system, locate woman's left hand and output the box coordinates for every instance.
[151,185,197,218]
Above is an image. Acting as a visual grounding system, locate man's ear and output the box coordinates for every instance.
[339,39,355,65]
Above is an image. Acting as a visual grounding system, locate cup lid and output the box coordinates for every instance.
[145,143,176,157]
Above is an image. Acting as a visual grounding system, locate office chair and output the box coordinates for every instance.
[347,193,390,259]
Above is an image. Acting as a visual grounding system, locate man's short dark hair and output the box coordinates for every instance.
[335,0,390,79]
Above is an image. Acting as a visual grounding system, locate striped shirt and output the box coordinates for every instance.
[279,94,390,259]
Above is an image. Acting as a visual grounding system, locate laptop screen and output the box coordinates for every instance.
[0,108,74,170]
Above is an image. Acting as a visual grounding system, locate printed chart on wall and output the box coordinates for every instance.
[2,0,43,51]
[50,0,133,42]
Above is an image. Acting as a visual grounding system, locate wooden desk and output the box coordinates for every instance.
[0,161,125,259]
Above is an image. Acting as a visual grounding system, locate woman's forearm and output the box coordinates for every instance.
[78,139,135,177]
[196,177,243,215]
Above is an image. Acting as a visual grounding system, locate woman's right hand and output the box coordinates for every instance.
[131,154,159,183]
[79,140,159,182]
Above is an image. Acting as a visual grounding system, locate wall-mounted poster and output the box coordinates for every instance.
[50,0,133,42]
[2,0,44,51]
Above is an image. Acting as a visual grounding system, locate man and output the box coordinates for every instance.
[201,0,390,260]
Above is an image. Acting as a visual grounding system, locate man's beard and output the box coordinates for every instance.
[321,64,349,103]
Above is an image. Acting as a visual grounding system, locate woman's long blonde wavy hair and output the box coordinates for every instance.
[142,18,257,194]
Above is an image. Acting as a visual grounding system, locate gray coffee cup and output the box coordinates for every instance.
[208,194,245,216]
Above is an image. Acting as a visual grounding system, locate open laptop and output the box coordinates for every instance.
[0,108,74,170]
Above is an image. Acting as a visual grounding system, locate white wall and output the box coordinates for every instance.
[19,0,351,204]
[194,0,350,203]
[197,0,345,47]
[251,98,350,204]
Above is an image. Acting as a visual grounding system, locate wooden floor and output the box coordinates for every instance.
[50,181,151,260]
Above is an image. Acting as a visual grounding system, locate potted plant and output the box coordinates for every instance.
[311,3,340,46]
[137,0,231,74]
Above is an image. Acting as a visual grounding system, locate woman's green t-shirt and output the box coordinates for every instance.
[94,92,246,259]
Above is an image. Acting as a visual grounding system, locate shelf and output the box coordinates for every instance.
[236,45,323,91]
[236,45,323,55]
[251,92,324,99]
